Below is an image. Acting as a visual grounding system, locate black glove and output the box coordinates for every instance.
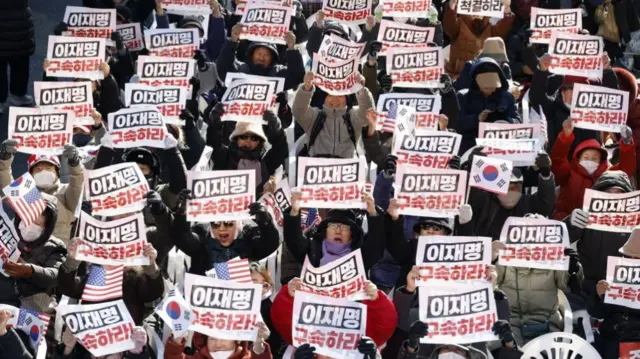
[138,48,150,56]
[494,289,506,301]
[54,22,68,36]
[189,76,201,98]
[264,109,281,134]
[275,91,288,107]
[358,337,377,359]
[492,320,514,344]
[535,151,552,177]
[466,146,485,170]
[408,321,428,350]
[383,155,398,177]
[174,189,192,215]
[146,191,167,215]
[293,344,316,359]
[193,50,208,70]
[81,201,93,216]
[368,41,383,59]
[0,139,18,161]
[380,74,393,91]
[111,31,124,50]
[448,155,461,170]
[63,144,80,167]
[249,202,271,226]
[565,247,580,274]
[440,73,454,93]
[180,109,196,131]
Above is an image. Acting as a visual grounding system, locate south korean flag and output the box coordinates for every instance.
[154,288,193,337]
[470,155,512,195]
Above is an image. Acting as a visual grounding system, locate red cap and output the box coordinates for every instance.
[27,154,61,172]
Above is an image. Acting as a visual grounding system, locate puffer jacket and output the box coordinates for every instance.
[0,196,66,309]
[551,133,636,220]
[0,0,34,57]
[443,6,514,77]
[0,157,84,244]
[496,265,584,345]
[292,85,375,159]
[615,67,640,181]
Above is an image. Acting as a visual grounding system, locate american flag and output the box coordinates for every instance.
[301,208,321,232]
[82,264,124,302]
[3,173,47,227]
[381,101,397,133]
[17,307,50,347]
[214,257,252,283]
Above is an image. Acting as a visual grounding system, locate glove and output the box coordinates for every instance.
[275,91,288,107]
[383,155,398,178]
[494,289,507,301]
[130,327,147,354]
[621,125,633,145]
[193,49,208,70]
[448,155,461,170]
[293,344,316,359]
[81,201,92,215]
[380,74,393,91]
[0,139,18,160]
[111,31,124,50]
[53,22,68,36]
[408,321,428,350]
[174,189,192,215]
[368,41,383,59]
[357,337,377,359]
[164,133,179,149]
[570,208,589,229]
[249,202,271,226]
[264,109,281,134]
[189,76,201,97]
[3,261,33,278]
[458,204,473,225]
[146,191,167,215]
[180,109,196,130]
[492,320,514,344]
[63,144,80,167]
[211,102,225,121]
[440,73,454,94]
[138,48,150,56]
[565,247,580,274]
[535,151,552,177]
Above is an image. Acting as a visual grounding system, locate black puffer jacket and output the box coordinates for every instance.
[0,0,35,57]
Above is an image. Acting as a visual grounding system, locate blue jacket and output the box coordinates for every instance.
[454,59,513,91]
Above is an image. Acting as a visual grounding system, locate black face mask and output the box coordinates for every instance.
[73,134,92,147]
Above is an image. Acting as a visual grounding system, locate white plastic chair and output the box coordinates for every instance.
[521,332,602,359]
[557,290,573,333]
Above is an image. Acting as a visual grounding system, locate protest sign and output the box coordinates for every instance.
[415,236,492,285]
[478,122,542,140]
[382,0,432,17]
[155,288,193,337]
[76,212,148,266]
[530,8,582,44]
[322,0,371,25]
[34,81,94,125]
[46,35,106,80]
[377,93,441,132]
[161,0,210,12]
[419,282,498,344]
[0,207,21,277]
[145,314,170,359]
[297,156,367,209]
[258,167,291,236]
[192,145,213,171]
[220,79,276,123]
[136,56,196,89]
[85,162,150,216]
[107,107,167,149]
[605,256,640,310]
[116,23,144,52]
[620,342,640,359]
[498,217,569,271]
[2,306,50,350]
[377,20,435,56]
[187,170,256,222]
[387,46,444,88]
[312,54,362,95]
[583,189,640,232]
[292,291,367,359]
[300,249,369,300]
[226,73,283,112]
[394,165,467,217]
[63,7,116,42]
[570,83,629,133]
[144,28,200,58]
[457,0,504,18]
[8,107,73,155]
[240,2,292,44]
[469,156,513,195]
[548,32,603,79]
[393,130,461,169]
[184,273,262,340]
[59,300,135,357]
[124,84,187,125]
[475,138,542,167]
[318,34,366,63]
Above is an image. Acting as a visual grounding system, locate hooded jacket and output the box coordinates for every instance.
[550,132,636,220]
[565,171,635,281]
[164,333,272,359]
[443,5,514,77]
[0,196,66,309]
[0,0,34,57]
[457,58,521,155]
[615,67,640,181]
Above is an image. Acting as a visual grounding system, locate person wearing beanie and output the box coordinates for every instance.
[305,10,357,62]
[454,37,513,91]
[550,117,636,220]
[614,66,640,180]
[529,52,619,158]
[0,145,84,244]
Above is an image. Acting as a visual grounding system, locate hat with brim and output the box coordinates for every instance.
[620,227,640,257]
[479,37,508,63]
[229,121,268,143]
[413,217,454,234]
[476,72,501,88]
[316,209,363,242]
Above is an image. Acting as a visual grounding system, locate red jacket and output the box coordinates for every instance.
[550,131,636,220]
[270,285,398,349]
[164,334,273,359]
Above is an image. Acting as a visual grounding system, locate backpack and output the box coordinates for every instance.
[298,110,358,158]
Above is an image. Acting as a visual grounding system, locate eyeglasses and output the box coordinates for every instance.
[237,134,261,142]
[212,221,235,229]
[420,223,444,231]
[327,223,351,231]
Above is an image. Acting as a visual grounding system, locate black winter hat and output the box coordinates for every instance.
[246,42,280,63]
[178,16,205,37]
[317,209,363,242]
[123,147,159,175]
[413,217,453,234]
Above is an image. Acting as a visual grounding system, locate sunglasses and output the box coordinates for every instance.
[212,221,235,229]
[420,223,444,231]
[237,134,261,142]
[327,223,351,231]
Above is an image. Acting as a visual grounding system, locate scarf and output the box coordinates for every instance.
[320,239,352,266]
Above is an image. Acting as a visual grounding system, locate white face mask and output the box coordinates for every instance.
[580,160,599,175]
[210,350,235,359]
[497,191,522,209]
[19,221,43,242]
[439,352,467,359]
[393,16,410,23]
[33,170,57,188]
